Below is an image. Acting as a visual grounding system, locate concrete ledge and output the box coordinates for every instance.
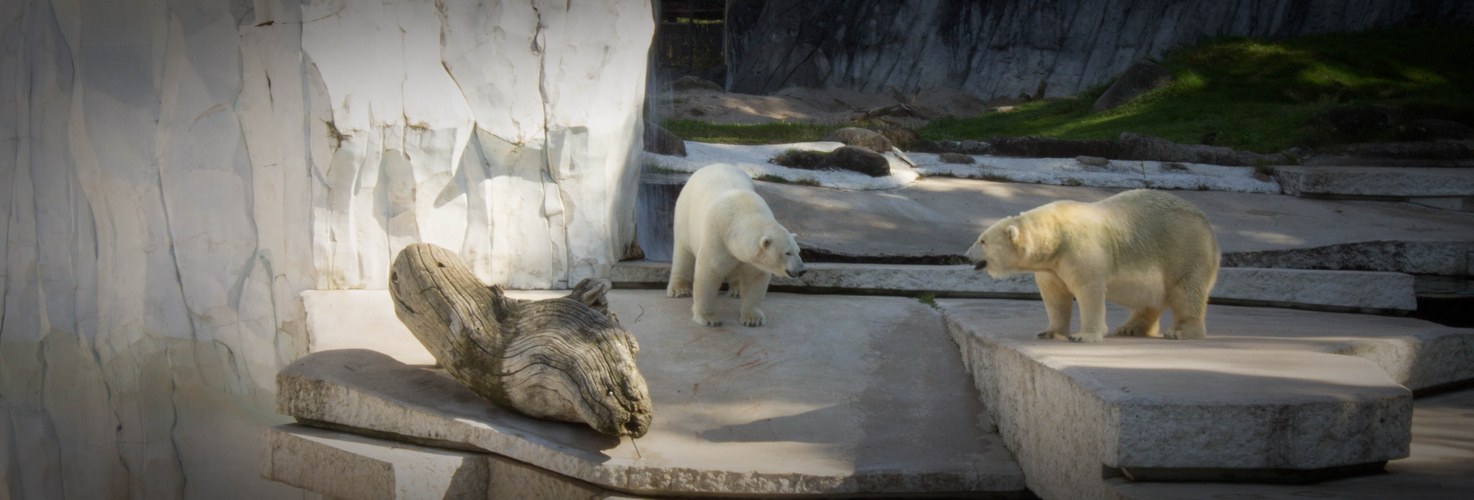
[939,299,1474,499]
[262,425,636,500]
[1277,166,1474,198]
[610,261,1418,312]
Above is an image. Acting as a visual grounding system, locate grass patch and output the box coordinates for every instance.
[919,28,1474,153]
[916,293,939,309]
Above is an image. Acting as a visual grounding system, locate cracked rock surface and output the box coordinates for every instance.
[1,0,652,497]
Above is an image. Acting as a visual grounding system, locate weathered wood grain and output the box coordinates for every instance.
[388,243,652,437]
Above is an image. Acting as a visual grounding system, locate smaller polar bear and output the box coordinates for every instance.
[966,189,1219,343]
[668,163,806,327]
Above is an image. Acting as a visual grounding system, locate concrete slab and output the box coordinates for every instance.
[1277,166,1474,198]
[910,153,1282,194]
[939,299,1474,499]
[1112,387,1474,500]
[610,261,1418,312]
[278,291,1027,497]
[749,177,1474,275]
[262,424,639,500]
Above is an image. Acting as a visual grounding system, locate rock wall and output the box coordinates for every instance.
[0,0,652,498]
[725,0,1474,99]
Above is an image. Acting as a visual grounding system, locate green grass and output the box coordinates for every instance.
[662,120,872,145]
[918,28,1474,153]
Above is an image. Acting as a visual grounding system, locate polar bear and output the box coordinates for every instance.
[667,163,806,327]
[966,189,1219,343]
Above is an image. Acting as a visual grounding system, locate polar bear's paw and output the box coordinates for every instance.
[740,309,766,327]
[1068,331,1105,343]
[667,284,692,298]
[693,312,722,327]
[1036,330,1069,341]
[1164,326,1206,340]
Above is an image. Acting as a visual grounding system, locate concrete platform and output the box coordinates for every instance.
[281,291,1027,498]
[610,261,1419,313]
[262,424,644,500]
[1113,387,1474,500]
[747,177,1474,275]
[1277,166,1474,199]
[939,298,1474,499]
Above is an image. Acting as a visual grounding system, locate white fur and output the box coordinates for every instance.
[966,189,1220,343]
[668,164,805,327]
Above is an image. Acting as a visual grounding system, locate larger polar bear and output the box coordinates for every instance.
[668,163,806,327]
[966,189,1219,343]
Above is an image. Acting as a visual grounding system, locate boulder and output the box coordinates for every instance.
[1400,119,1473,141]
[939,152,976,164]
[769,149,828,170]
[874,126,924,151]
[821,146,891,177]
[643,122,687,156]
[1117,132,1243,166]
[823,127,894,153]
[1092,61,1172,112]
[989,136,1119,158]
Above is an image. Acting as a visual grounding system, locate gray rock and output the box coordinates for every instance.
[1117,132,1243,165]
[1400,119,1473,141]
[725,0,1469,99]
[989,136,1119,158]
[958,139,990,154]
[821,127,893,153]
[821,145,891,177]
[1075,155,1110,167]
[874,126,924,151]
[939,152,976,164]
[1276,166,1474,198]
[1093,60,1172,112]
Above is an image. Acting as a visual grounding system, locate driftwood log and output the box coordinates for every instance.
[388,243,653,437]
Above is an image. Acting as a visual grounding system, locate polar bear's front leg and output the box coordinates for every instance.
[1070,283,1109,343]
[667,246,695,298]
[736,266,771,327]
[691,265,728,327]
[1035,272,1073,340]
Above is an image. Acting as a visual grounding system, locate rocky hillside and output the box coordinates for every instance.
[726,0,1473,99]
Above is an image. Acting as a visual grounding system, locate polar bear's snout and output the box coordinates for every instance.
[785,259,806,278]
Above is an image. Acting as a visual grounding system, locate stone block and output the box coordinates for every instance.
[940,299,1437,499]
[1277,166,1474,198]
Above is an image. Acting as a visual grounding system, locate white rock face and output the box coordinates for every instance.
[0,0,653,497]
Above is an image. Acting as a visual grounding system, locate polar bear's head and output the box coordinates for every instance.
[966,213,1060,279]
[740,223,806,278]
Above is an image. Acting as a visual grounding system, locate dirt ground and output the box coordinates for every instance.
[648,79,995,125]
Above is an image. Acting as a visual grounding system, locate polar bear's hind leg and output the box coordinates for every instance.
[1164,287,1209,339]
[1113,307,1163,337]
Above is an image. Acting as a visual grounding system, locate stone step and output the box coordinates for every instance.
[939,298,1474,499]
[1276,166,1474,211]
[610,261,1418,313]
[285,291,1028,498]
[262,424,643,500]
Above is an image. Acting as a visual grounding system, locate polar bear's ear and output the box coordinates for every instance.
[1006,225,1021,242]
[760,236,773,249]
